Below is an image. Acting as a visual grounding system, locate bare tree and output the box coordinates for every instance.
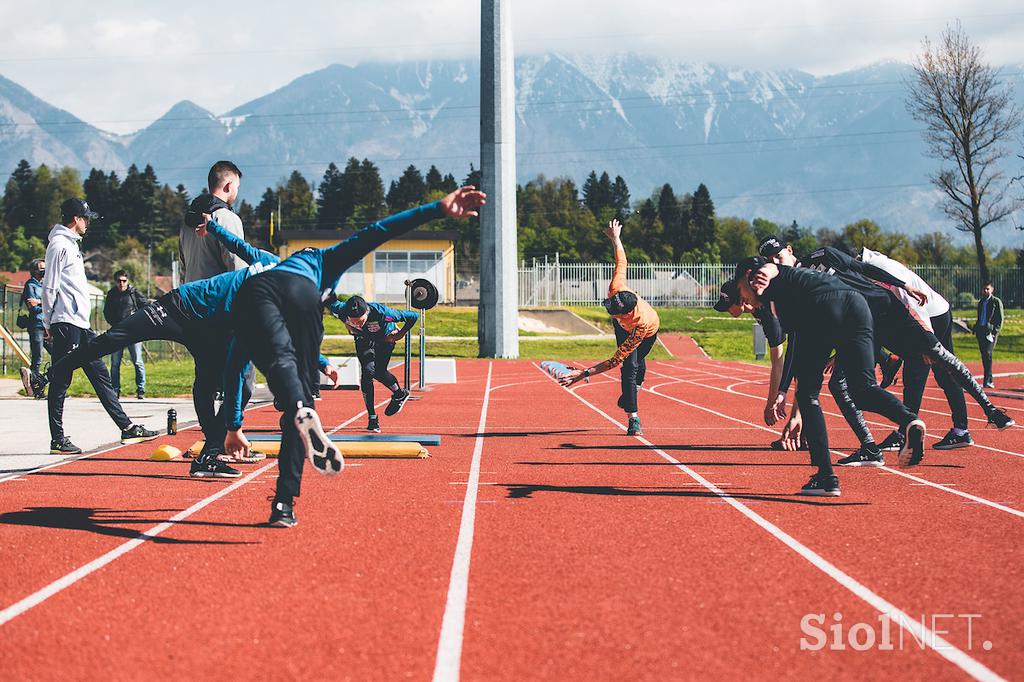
[906,22,1022,282]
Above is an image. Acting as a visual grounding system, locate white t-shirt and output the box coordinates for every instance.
[860,247,949,319]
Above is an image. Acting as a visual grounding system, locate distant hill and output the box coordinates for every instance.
[2,55,1022,246]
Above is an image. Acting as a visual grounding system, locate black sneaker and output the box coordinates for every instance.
[29,370,49,396]
[987,409,1015,430]
[312,388,322,401]
[626,416,643,436]
[837,445,884,467]
[367,415,381,433]
[879,355,903,389]
[269,499,297,528]
[120,424,160,444]
[898,420,926,467]
[136,391,145,400]
[983,381,995,389]
[50,436,82,455]
[934,430,973,450]
[384,388,411,417]
[295,407,344,475]
[878,430,905,452]
[797,474,841,497]
[189,455,241,478]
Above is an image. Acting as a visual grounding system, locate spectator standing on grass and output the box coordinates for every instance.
[974,282,1003,388]
[104,270,148,399]
[19,259,48,398]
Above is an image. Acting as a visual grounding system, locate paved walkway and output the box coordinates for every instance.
[0,393,198,477]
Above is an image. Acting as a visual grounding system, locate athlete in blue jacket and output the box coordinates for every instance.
[333,296,419,432]
[222,186,485,528]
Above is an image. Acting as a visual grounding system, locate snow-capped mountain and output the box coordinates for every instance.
[2,55,1022,245]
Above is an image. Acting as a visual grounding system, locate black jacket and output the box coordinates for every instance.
[104,285,148,325]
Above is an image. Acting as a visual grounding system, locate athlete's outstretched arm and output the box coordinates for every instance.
[199,215,278,267]
[605,219,628,294]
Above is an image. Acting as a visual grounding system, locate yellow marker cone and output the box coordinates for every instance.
[150,444,182,461]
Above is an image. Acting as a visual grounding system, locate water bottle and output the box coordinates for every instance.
[167,409,177,435]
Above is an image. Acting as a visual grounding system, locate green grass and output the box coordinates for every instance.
[7,306,1018,397]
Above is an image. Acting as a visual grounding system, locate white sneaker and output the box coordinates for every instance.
[898,420,926,468]
[20,367,33,396]
[294,406,343,475]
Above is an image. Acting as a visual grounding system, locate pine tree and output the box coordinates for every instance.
[688,183,715,249]
[425,165,444,193]
[582,171,600,215]
[386,164,427,211]
[610,175,631,221]
[464,164,482,189]
[353,159,386,224]
[1,160,35,231]
[316,162,345,229]
[278,170,316,229]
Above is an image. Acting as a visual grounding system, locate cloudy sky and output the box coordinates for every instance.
[1,0,1022,134]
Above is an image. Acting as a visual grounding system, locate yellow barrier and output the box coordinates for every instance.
[185,440,429,459]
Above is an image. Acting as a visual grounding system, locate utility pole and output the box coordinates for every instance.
[477,0,519,358]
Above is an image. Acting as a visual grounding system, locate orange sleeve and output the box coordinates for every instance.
[608,239,627,296]
[607,323,655,369]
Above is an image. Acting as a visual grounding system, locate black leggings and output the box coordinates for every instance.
[46,293,246,452]
[231,270,323,502]
[355,337,400,416]
[613,321,658,413]
[901,311,969,430]
[875,304,996,420]
[795,292,917,477]
[47,323,132,440]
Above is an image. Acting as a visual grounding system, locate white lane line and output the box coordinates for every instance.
[0,460,276,628]
[533,362,1004,682]
[642,367,1024,521]
[0,396,382,626]
[432,362,493,682]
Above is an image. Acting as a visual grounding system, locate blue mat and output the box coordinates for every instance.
[247,434,441,445]
[540,361,571,378]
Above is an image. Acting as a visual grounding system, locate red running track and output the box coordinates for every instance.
[0,357,1021,680]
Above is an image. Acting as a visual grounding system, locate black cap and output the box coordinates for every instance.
[713,279,740,312]
[735,255,766,279]
[60,198,99,223]
[758,236,784,258]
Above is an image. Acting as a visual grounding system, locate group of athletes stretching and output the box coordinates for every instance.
[28,160,485,527]
[557,219,1014,498]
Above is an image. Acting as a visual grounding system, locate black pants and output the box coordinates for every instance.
[795,293,917,477]
[47,323,132,440]
[902,311,969,431]
[613,321,658,413]
[355,337,400,416]
[231,270,323,502]
[976,329,996,385]
[827,369,874,446]
[874,303,996,418]
[46,293,246,451]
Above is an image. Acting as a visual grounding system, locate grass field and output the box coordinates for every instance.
[7,307,1019,397]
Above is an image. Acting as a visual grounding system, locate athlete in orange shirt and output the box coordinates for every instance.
[559,219,660,435]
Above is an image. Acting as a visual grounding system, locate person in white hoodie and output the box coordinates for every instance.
[858,247,989,450]
[42,198,158,454]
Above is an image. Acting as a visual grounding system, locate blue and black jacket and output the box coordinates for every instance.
[223,201,446,430]
[339,301,419,343]
[21,277,44,331]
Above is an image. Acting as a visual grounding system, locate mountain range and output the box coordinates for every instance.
[2,53,1023,247]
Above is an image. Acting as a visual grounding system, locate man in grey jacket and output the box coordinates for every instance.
[42,198,158,454]
[974,282,1004,388]
[179,161,246,282]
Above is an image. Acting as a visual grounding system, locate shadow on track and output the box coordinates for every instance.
[518,459,813,467]
[0,507,261,544]
[461,429,597,438]
[555,443,783,452]
[500,483,868,507]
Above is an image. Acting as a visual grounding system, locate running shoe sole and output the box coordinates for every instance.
[295,407,344,475]
[837,458,885,467]
[796,487,841,497]
[933,441,972,451]
[50,447,82,455]
[190,469,242,479]
[898,420,926,467]
[120,433,160,445]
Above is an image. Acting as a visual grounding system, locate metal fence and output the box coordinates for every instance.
[1,282,186,374]
[515,260,1024,308]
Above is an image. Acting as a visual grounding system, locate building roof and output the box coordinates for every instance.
[280,229,459,243]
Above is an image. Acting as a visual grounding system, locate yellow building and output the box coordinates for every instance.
[278,229,457,304]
